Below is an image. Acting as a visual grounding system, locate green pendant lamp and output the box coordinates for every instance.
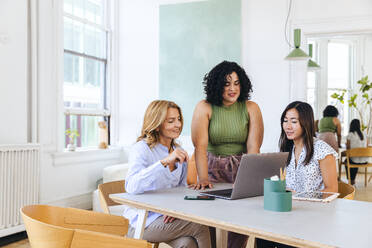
[285,29,310,60]
[307,44,320,70]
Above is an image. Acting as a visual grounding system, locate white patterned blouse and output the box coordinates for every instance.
[286,138,338,193]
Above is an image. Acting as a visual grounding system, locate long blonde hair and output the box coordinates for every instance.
[137,100,183,148]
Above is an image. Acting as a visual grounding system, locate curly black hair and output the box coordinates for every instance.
[323,105,339,117]
[203,61,252,106]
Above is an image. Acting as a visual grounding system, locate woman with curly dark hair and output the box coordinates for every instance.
[317,105,341,152]
[190,61,264,248]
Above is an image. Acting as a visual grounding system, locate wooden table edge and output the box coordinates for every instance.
[110,195,335,248]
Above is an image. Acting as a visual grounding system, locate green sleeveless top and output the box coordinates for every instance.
[318,117,337,133]
[207,101,249,156]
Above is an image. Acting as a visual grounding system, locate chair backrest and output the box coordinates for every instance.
[338,181,355,200]
[98,180,125,214]
[21,205,150,248]
[346,147,372,158]
[22,206,74,248]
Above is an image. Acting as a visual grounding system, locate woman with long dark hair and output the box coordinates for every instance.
[279,101,338,193]
[345,119,368,185]
[257,101,339,248]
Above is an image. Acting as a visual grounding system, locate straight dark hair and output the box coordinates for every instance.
[279,101,315,166]
[349,119,364,140]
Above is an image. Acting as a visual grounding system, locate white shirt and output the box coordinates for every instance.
[123,140,187,228]
[286,139,338,193]
[346,131,368,163]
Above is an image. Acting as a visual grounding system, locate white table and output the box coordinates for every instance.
[110,183,372,248]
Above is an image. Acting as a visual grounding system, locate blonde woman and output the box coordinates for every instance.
[124,100,211,248]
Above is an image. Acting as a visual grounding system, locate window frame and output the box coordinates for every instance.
[306,37,358,136]
[58,0,118,151]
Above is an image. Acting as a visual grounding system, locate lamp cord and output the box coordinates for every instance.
[284,0,294,48]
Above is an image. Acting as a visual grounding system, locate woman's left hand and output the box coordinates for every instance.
[163,215,176,223]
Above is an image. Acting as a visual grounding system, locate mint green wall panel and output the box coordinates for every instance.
[159,0,241,135]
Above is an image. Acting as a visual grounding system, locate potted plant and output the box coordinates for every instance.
[331,75,372,142]
[65,129,80,151]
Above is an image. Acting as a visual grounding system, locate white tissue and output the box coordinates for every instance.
[270,175,279,181]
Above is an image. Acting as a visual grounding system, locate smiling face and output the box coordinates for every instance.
[222,71,240,106]
[283,108,303,142]
[158,107,182,144]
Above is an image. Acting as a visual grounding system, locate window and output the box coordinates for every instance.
[63,0,111,148]
[327,41,354,136]
[307,38,355,136]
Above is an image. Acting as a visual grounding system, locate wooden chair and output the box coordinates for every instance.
[21,204,152,248]
[337,181,355,200]
[98,180,159,248]
[346,148,372,186]
[98,180,126,214]
[338,150,346,180]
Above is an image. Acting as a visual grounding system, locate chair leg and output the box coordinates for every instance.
[365,168,367,187]
[338,159,342,181]
[153,242,159,248]
[368,174,372,183]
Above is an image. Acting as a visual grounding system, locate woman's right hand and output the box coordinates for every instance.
[189,179,213,190]
[160,148,189,167]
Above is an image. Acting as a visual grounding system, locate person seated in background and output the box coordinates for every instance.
[257,101,338,248]
[345,119,368,185]
[124,100,211,248]
[317,105,342,152]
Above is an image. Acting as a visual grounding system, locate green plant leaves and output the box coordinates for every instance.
[358,75,371,92]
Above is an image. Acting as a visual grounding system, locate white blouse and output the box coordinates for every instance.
[346,132,368,163]
[286,139,338,193]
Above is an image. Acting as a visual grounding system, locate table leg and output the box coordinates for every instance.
[216,228,227,248]
[246,235,255,248]
[134,209,148,239]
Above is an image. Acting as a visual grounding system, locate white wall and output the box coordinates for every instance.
[1,0,372,210]
[0,0,123,209]
[116,0,372,153]
[293,0,372,20]
[35,0,123,208]
[118,0,160,146]
[0,0,28,144]
[240,0,372,152]
[242,0,291,152]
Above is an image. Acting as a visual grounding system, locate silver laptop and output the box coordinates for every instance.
[199,152,289,200]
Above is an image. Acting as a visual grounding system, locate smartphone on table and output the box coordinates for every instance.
[184,195,215,200]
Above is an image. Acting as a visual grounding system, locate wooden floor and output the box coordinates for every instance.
[1,239,29,248]
[3,172,372,248]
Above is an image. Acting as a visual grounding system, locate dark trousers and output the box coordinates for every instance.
[256,239,297,248]
[209,227,247,248]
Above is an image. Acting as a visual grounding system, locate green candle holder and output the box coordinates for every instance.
[264,178,292,212]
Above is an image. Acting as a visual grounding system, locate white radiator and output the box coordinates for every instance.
[0,144,40,237]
